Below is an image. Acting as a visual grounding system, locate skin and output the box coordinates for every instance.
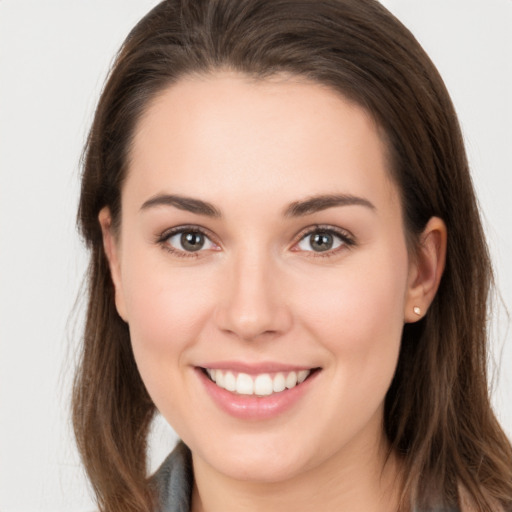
[100,72,446,512]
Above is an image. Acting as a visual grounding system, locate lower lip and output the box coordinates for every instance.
[196,368,320,420]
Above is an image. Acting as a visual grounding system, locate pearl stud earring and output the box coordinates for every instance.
[413,306,421,316]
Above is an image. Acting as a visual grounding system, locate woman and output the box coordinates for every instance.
[72,0,512,511]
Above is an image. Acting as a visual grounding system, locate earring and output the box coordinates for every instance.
[413,306,421,316]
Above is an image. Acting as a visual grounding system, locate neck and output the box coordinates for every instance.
[190,429,402,512]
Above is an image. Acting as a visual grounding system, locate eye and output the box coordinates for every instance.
[159,227,218,255]
[295,227,353,254]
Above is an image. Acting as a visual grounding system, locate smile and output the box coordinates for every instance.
[204,368,312,396]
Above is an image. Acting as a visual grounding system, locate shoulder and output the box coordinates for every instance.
[151,441,193,512]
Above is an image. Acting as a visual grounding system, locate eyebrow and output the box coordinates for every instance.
[140,194,222,217]
[284,194,376,217]
[139,192,375,218]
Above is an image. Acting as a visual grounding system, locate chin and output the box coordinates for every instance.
[218,455,307,483]
[191,433,320,484]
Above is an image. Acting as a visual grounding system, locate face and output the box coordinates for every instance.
[104,72,418,483]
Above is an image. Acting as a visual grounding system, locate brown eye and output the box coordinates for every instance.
[180,232,205,252]
[309,233,335,252]
[164,229,216,253]
[296,229,351,253]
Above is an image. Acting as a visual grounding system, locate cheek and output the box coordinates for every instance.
[117,242,219,397]
[119,257,222,425]
[292,248,408,444]
[122,261,216,351]
[296,244,408,380]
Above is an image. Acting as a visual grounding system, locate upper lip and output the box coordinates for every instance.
[197,361,318,375]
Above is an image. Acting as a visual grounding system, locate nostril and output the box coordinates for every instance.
[213,266,293,340]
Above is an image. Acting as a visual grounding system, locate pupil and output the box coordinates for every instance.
[181,232,204,252]
[311,233,333,251]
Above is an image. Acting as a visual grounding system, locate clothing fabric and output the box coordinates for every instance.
[152,442,459,512]
[153,442,193,512]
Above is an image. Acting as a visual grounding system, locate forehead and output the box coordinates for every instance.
[127,71,398,215]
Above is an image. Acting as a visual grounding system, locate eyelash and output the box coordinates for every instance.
[294,225,356,258]
[156,225,217,259]
[156,224,355,259]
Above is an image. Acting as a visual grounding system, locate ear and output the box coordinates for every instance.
[404,217,447,323]
[98,207,128,322]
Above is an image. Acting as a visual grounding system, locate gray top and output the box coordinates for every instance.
[152,442,193,512]
[152,442,458,512]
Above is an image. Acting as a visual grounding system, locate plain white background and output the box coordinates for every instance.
[0,1,510,510]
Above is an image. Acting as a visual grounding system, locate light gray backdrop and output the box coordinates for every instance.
[0,1,510,511]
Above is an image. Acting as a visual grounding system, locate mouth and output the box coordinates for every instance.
[200,367,320,397]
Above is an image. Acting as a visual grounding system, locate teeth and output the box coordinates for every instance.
[216,370,225,388]
[272,373,286,393]
[297,370,309,383]
[205,369,312,396]
[224,371,236,392]
[254,374,273,396]
[236,373,254,395]
[285,372,298,389]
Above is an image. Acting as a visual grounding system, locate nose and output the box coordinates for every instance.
[214,250,293,341]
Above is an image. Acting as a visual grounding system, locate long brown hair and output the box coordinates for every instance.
[73,1,512,511]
